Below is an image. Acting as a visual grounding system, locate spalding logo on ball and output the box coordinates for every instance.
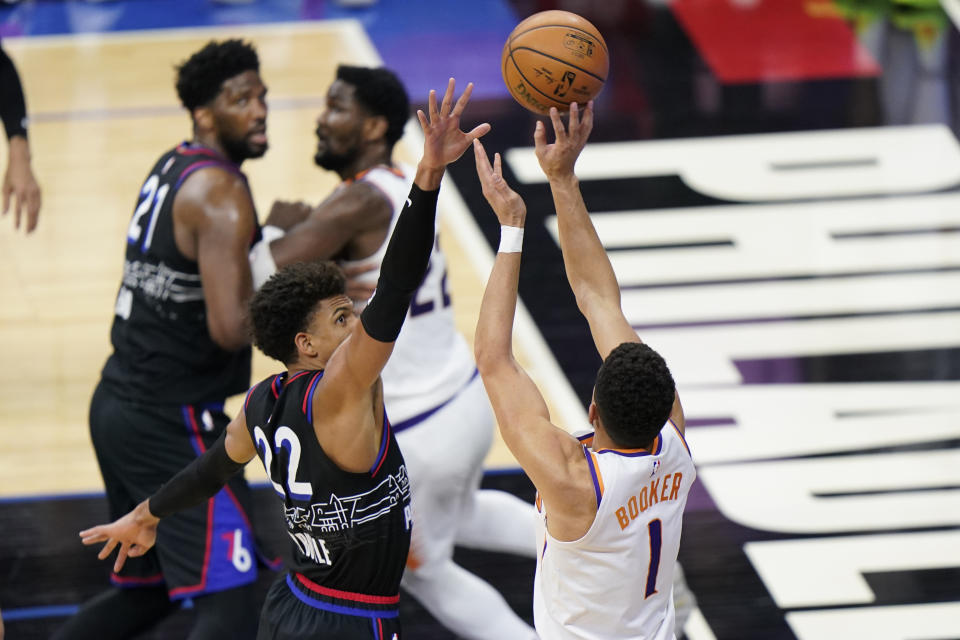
[501,10,609,115]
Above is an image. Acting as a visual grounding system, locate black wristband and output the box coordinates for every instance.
[0,45,28,140]
[360,184,440,343]
[149,433,245,518]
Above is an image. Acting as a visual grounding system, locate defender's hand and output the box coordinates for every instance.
[417,78,491,175]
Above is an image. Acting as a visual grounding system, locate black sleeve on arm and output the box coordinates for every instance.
[0,45,28,140]
[148,433,245,518]
[360,183,440,342]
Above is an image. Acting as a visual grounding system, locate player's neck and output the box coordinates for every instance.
[287,363,324,376]
[189,136,238,166]
[592,425,655,453]
[338,144,392,182]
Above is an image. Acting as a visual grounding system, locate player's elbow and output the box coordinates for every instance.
[474,340,503,377]
[208,316,250,352]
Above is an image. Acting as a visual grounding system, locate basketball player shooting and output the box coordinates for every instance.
[78,78,490,639]
[472,101,696,639]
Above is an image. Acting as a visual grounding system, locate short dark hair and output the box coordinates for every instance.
[249,261,346,364]
[176,39,260,111]
[336,65,410,146]
[594,342,676,448]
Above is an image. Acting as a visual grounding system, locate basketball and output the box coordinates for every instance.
[501,10,609,115]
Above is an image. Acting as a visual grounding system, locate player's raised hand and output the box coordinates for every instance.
[534,100,594,181]
[79,500,159,573]
[473,139,526,228]
[417,78,491,172]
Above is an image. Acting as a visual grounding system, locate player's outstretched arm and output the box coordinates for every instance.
[473,139,596,539]
[535,102,637,360]
[536,103,685,430]
[79,413,256,572]
[324,79,490,394]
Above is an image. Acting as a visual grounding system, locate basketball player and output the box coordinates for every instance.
[53,40,283,640]
[472,101,695,639]
[78,78,489,639]
[249,66,539,639]
[1,41,41,233]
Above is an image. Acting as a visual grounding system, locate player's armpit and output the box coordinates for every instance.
[225,411,257,464]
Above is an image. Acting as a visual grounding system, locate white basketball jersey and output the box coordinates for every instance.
[533,423,695,640]
[339,165,476,424]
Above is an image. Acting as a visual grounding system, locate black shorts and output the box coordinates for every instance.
[257,573,402,640]
[89,380,262,599]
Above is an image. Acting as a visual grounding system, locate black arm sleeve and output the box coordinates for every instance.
[148,433,246,519]
[0,44,28,140]
[360,183,440,342]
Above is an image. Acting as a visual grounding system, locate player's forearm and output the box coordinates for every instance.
[475,251,522,372]
[549,174,622,308]
[360,183,439,342]
[0,47,27,141]
[148,433,245,518]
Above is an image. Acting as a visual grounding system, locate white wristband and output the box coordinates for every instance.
[249,226,285,291]
[261,224,285,243]
[498,225,524,253]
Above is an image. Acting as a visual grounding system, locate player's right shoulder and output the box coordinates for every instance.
[174,164,253,223]
[177,162,248,201]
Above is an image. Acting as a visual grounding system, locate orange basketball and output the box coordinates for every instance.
[502,10,609,115]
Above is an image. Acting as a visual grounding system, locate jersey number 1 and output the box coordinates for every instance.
[645,519,663,598]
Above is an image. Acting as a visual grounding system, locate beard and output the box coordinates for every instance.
[314,145,359,173]
[220,132,267,164]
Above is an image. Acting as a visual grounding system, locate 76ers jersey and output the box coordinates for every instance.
[338,165,477,425]
[102,142,257,404]
[242,370,412,595]
[534,423,695,640]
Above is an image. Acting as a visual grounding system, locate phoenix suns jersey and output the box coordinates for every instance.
[102,142,258,404]
[242,370,412,595]
[338,165,476,426]
[534,423,695,640]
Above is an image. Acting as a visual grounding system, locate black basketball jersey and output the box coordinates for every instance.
[101,142,259,404]
[243,370,412,595]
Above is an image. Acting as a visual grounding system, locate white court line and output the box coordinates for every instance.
[684,607,718,640]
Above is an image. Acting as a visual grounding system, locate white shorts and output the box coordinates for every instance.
[396,373,494,573]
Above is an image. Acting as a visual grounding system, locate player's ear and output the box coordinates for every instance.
[192,105,215,133]
[588,401,599,428]
[363,115,388,142]
[294,331,317,359]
